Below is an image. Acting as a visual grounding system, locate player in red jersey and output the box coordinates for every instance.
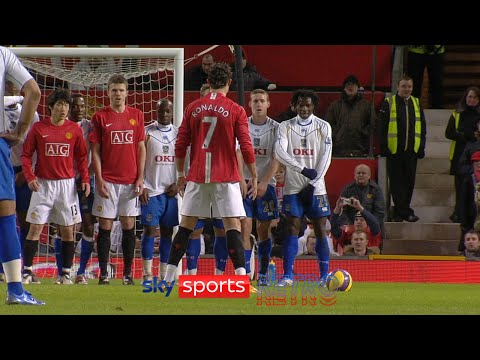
[21,88,90,285]
[162,63,258,283]
[89,74,146,285]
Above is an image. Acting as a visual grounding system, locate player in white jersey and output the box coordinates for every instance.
[0,81,40,283]
[140,99,179,281]
[237,89,279,286]
[275,89,333,286]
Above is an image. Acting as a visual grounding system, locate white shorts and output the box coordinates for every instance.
[181,182,246,218]
[27,178,81,226]
[92,181,140,219]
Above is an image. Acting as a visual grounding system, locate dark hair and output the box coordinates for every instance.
[207,63,232,90]
[47,88,72,109]
[291,89,319,108]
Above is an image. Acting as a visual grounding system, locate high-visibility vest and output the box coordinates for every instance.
[408,45,445,55]
[386,95,421,154]
[448,111,461,160]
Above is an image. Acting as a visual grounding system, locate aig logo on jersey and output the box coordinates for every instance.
[111,130,133,144]
[45,143,70,157]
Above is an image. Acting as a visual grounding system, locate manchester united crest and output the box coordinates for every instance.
[65,132,72,139]
[130,119,137,126]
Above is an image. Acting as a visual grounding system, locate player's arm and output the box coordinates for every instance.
[175,111,192,196]
[236,148,248,198]
[1,79,41,145]
[74,128,90,197]
[258,150,279,198]
[309,121,333,187]
[20,125,39,191]
[235,109,257,199]
[135,140,146,195]
[274,122,304,174]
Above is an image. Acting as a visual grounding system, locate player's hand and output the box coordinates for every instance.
[257,180,268,198]
[97,179,110,199]
[28,179,40,192]
[0,131,21,147]
[82,182,91,198]
[166,183,179,197]
[301,167,317,180]
[140,189,149,205]
[239,179,248,199]
[247,178,258,200]
[177,176,186,197]
[134,179,144,197]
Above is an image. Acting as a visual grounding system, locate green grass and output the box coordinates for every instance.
[2,279,480,315]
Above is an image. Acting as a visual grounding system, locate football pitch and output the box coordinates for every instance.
[1,280,480,315]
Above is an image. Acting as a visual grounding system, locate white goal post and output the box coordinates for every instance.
[9,47,184,127]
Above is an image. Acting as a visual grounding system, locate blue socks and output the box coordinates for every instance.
[54,237,63,277]
[315,236,330,278]
[159,237,171,264]
[186,238,201,270]
[77,238,94,275]
[214,236,227,272]
[283,235,298,278]
[141,235,155,260]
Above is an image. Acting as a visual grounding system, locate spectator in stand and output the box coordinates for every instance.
[461,229,480,260]
[230,49,277,92]
[339,163,386,227]
[406,45,445,109]
[444,87,480,223]
[184,54,215,91]
[343,230,380,256]
[275,102,296,123]
[330,198,381,255]
[326,75,374,157]
[379,74,426,223]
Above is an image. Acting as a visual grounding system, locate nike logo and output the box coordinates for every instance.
[42,135,49,138]
[106,123,113,127]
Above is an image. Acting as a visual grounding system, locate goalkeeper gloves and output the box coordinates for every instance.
[301,167,317,180]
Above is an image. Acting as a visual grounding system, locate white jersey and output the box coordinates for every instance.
[5,102,39,167]
[144,122,178,197]
[0,46,34,133]
[242,116,278,186]
[275,114,332,196]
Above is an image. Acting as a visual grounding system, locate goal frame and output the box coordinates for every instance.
[9,47,185,127]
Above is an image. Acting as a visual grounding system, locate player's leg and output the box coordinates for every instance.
[255,184,278,285]
[92,180,118,284]
[75,177,95,284]
[163,182,211,283]
[187,219,205,275]
[140,193,164,280]
[118,184,142,285]
[212,219,228,275]
[240,195,254,279]
[52,224,63,284]
[214,183,247,276]
[308,194,332,281]
[57,225,75,284]
[158,195,179,277]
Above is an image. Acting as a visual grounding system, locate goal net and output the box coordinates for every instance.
[10,47,184,281]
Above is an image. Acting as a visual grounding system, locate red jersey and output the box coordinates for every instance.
[21,118,88,184]
[176,92,255,183]
[89,106,145,184]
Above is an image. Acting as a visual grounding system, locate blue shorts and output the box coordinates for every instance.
[77,176,95,214]
[282,193,331,219]
[243,184,279,221]
[141,193,179,228]
[0,139,15,201]
[194,217,224,230]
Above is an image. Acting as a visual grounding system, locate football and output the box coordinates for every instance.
[326,269,353,291]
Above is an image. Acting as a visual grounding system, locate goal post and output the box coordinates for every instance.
[9,47,185,127]
[8,46,185,280]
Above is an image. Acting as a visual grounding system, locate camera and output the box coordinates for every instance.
[341,197,352,205]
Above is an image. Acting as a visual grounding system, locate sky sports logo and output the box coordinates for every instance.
[141,275,250,298]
